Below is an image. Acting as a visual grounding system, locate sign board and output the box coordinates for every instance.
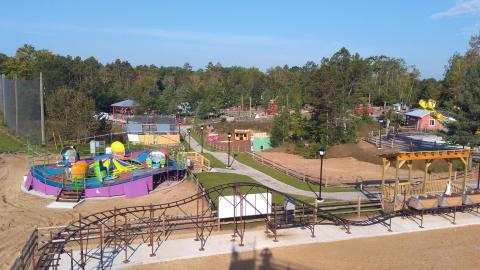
[89,140,106,155]
[128,134,140,143]
[218,193,272,219]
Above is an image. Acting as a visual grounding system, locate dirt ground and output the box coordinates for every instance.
[0,154,199,269]
[257,141,461,185]
[129,225,480,270]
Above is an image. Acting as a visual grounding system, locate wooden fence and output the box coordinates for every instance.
[244,152,332,186]
[10,229,38,270]
[179,152,211,172]
[189,170,216,211]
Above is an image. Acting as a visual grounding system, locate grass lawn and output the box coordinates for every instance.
[0,125,26,153]
[188,130,216,152]
[201,152,225,168]
[233,153,357,193]
[194,172,315,207]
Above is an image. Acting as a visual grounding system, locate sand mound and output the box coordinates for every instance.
[0,154,198,268]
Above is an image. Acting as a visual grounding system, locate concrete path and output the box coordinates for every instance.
[180,126,366,201]
[58,211,480,269]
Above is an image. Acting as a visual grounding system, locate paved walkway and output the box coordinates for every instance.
[180,126,366,201]
[59,211,480,269]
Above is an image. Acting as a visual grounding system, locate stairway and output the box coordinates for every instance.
[56,188,84,203]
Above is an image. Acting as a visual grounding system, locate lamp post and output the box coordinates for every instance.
[200,125,204,153]
[378,119,384,150]
[477,163,480,190]
[187,128,191,151]
[317,149,325,203]
[227,132,232,169]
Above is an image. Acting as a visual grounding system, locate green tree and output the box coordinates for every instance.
[442,34,480,147]
[270,111,289,147]
[46,87,107,141]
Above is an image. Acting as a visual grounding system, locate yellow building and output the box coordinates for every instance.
[234,129,252,141]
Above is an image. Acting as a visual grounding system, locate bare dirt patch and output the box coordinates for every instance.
[256,151,430,185]
[257,141,459,185]
[0,154,198,269]
[129,225,480,270]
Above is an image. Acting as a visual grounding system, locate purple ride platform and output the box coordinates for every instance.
[25,171,156,199]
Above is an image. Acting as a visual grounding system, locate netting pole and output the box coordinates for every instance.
[40,72,45,145]
[1,74,5,124]
[15,75,18,133]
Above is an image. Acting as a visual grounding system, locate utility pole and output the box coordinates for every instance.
[241,95,244,112]
[40,72,45,145]
[249,96,252,118]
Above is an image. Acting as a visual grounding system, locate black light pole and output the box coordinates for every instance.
[187,128,191,151]
[378,119,384,149]
[477,163,480,190]
[200,125,204,153]
[227,132,232,169]
[318,149,325,203]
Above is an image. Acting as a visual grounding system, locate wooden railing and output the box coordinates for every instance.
[189,170,216,210]
[382,179,465,202]
[10,229,38,270]
[246,152,323,184]
[179,152,211,172]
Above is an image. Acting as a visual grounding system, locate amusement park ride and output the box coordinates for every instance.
[24,141,183,202]
[12,138,480,269]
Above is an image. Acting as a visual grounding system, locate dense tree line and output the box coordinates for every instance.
[1,41,477,148]
[441,35,480,147]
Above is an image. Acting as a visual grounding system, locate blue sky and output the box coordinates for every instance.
[1,1,480,78]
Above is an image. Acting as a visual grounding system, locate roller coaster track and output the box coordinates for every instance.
[31,182,394,270]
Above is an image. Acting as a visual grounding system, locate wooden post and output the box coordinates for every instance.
[448,159,453,182]
[423,160,432,193]
[357,196,361,217]
[407,161,413,183]
[462,157,468,193]
[381,158,389,193]
[394,159,400,207]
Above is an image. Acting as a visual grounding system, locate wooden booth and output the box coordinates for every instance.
[234,129,251,141]
[380,150,472,212]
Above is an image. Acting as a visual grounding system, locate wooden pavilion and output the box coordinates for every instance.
[380,150,471,212]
